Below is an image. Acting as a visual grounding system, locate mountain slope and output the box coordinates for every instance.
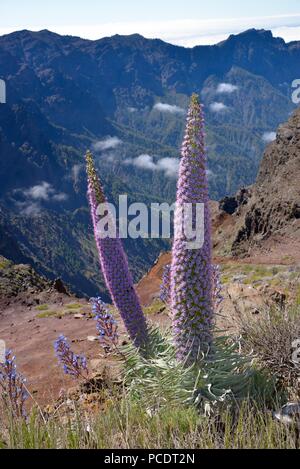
[0,28,299,295]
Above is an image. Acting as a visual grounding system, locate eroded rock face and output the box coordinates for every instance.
[52,278,70,296]
[219,188,252,216]
[0,255,50,300]
[232,108,300,256]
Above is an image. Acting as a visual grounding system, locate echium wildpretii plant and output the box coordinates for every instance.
[54,335,89,380]
[0,350,28,418]
[86,151,148,348]
[171,94,213,362]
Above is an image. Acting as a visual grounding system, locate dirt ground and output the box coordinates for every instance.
[1,252,300,409]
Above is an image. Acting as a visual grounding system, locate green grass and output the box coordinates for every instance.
[36,311,57,319]
[219,263,299,288]
[36,308,86,319]
[296,285,300,306]
[0,399,298,449]
[35,304,49,312]
[0,259,11,270]
[65,303,82,310]
[221,274,232,284]
[143,299,166,315]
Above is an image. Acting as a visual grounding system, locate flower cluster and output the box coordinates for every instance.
[0,350,28,418]
[54,335,88,379]
[211,264,224,311]
[160,264,171,304]
[86,150,148,348]
[91,297,119,351]
[171,94,213,362]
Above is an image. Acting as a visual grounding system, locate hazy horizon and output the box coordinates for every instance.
[1,25,299,49]
[1,0,300,46]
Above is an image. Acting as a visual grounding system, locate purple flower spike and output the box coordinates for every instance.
[91,297,119,351]
[170,94,213,362]
[0,350,28,418]
[54,335,88,379]
[85,151,148,349]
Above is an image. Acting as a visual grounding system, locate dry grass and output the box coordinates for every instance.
[0,399,299,449]
[239,306,300,398]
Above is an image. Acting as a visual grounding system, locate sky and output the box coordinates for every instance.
[1,0,300,46]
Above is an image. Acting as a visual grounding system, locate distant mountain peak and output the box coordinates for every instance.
[226,28,283,45]
[239,28,273,38]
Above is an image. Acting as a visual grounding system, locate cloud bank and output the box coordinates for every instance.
[71,164,84,181]
[217,83,238,94]
[93,136,122,152]
[209,102,229,113]
[125,154,180,178]
[3,14,300,47]
[15,182,68,216]
[262,131,276,143]
[153,103,185,115]
[23,182,67,201]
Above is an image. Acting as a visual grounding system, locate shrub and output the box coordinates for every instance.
[240,306,300,398]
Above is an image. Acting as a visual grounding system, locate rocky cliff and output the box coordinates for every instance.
[216,108,300,262]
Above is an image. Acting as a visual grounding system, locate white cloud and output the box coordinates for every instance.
[262,131,276,143]
[15,181,68,216]
[23,182,53,200]
[72,164,84,180]
[16,201,42,217]
[102,151,118,163]
[3,14,300,47]
[156,158,180,178]
[217,83,238,94]
[125,154,179,178]
[209,102,229,113]
[93,136,122,152]
[125,154,157,171]
[153,103,185,115]
[23,182,68,202]
[52,193,68,202]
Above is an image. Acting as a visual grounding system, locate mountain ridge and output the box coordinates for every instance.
[0,27,299,296]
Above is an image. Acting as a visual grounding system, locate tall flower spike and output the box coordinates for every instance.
[170,94,213,362]
[86,151,148,348]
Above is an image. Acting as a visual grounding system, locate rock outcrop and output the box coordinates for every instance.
[0,255,71,305]
[221,108,300,261]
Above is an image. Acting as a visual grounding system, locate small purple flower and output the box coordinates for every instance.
[91,297,119,351]
[160,264,171,304]
[54,335,88,380]
[211,264,224,311]
[0,350,28,418]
